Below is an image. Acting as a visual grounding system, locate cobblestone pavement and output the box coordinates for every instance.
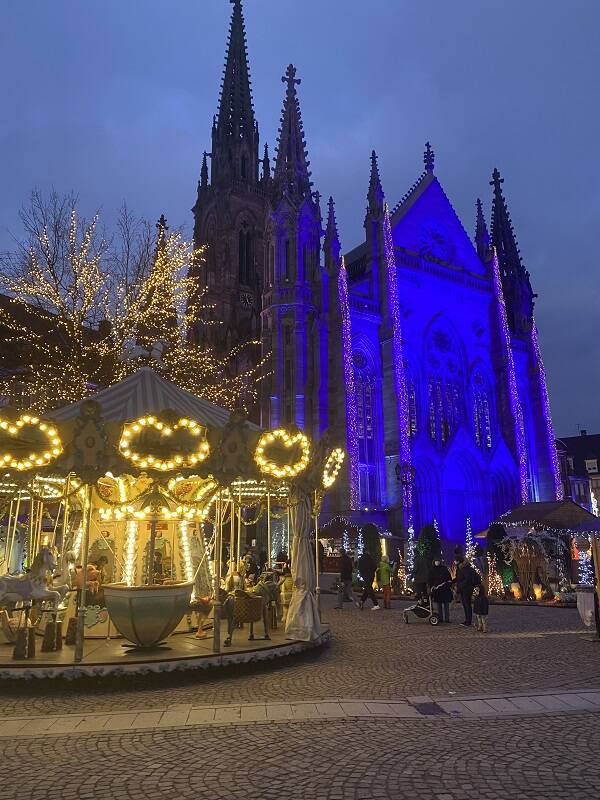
[1,597,599,799]
[0,597,596,716]
[2,713,599,800]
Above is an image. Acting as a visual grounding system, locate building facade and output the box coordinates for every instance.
[190,0,561,546]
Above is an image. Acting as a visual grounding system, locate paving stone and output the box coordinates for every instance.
[240,705,267,722]
[529,695,572,711]
[186,707,216,725]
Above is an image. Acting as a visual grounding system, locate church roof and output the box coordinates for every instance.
[496,500,600,532]
[50,367,244,428]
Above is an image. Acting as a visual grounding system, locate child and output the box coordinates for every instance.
[473,583,490,632]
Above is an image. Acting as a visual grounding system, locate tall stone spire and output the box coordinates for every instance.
[423,141,435,174]
[475,197,491,262]
[490,168,535,336]
[211,0,259,185]
[273,64,312,201]
[366,150,385,220]
[324,196,341,272]
[200,151,209,189]
[261,142,271,181]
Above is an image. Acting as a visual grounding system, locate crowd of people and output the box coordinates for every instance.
[334,547,490,631]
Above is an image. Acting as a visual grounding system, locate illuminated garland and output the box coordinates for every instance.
[119,415,210,472]
[338,260,360,509]
[178,520,195,583]
[491,250,528,502]
[0,415,62,471]
[406,520,415,573]
[531,322,563,500]
[465,516,474,561]
[322,448,345,489]
[255,429,310,479]
[487,553,504,595]
[383,205,412,511]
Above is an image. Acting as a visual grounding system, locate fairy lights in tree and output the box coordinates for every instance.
[356,529,364,556]
[342,530,350,553]
[487,553,504,596]
[577,538,594,586]
[0,193,265,413]
[406,520,415,573]
[491,249,528,503]
[465,516,475,561]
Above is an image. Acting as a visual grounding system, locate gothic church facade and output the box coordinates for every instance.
[190,0,561,544]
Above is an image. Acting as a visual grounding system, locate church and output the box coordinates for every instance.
[190,0,561,545]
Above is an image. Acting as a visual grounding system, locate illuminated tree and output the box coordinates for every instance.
[0,192,265,412]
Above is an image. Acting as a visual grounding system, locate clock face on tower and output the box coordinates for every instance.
[239,291,254,308]
[419,223,453,262]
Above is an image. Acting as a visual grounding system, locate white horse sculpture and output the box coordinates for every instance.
[0,547,69,611]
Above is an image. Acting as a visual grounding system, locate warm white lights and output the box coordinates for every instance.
[255,429,310,479]
[322,448,345,489]
[119,416,210,472]
[0,415,63,471]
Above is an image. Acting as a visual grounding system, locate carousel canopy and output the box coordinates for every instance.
[50,367,251,428]
[496,500,600,532]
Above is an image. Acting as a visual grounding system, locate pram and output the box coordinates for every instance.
[402,593,439,625]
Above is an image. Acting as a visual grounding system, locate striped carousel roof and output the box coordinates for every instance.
[50,367,238,428]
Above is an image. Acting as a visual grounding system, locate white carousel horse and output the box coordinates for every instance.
[0,547,69,611]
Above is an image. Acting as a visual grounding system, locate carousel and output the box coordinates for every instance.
[0,369,345,677]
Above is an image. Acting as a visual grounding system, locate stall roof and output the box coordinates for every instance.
[496,500,600,532]
[50,367,254,429]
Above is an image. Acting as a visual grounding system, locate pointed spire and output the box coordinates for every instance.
[262,142,271,181]
[155,214,168,251]
[324,196,341,272]
[475,198,491,262]
[366,150,385,219]
[490,167,535,334]
[200,152,209,189]
[216,0,255,141]
[273,64,312,200]
[424,141,435,173]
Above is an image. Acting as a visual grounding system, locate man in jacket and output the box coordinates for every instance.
[428,558,453,623]
[455,559,481,627]
[334,548,359,609]
[358,551,380,611]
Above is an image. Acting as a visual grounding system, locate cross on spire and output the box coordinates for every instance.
[424,141,435,173]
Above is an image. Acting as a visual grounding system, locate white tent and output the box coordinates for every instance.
[50,367,241,428]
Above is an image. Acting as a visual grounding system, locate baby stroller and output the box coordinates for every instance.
[402,593,439,625]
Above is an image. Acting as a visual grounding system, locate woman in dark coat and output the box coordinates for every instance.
[428,559,453,623]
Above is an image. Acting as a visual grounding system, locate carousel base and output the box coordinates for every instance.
[0,623,331,680]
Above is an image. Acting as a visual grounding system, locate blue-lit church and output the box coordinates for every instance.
[190,0,561,546]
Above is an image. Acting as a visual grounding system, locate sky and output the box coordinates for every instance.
[1,0,599,436]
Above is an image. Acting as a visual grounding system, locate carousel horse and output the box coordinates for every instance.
[0,547,69,611]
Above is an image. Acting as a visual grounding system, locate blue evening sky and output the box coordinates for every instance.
[1,0,598,436]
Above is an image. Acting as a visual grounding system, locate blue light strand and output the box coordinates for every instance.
[338,259,360,509]
[383,204,412,511]
[531,321,563,500]
[491,250,529,503]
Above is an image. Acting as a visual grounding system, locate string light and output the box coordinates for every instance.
[122,520,138,586]
[531,322,563,501]
[322,448,345,489]
[383,204,413,515]
[255,429,310,479]
[465,516,474,561]
[0,415,63,471]
[119,415,210,472]
[178,520,195,583]
[338,259,360,508]
[491,250,528,503]
[487,553,504,596]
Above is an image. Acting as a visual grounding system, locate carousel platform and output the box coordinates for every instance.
[0,624,331,680]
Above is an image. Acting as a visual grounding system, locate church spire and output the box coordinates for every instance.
[262,142,271,181]
[475,197,491,262]
[366,150,385,221]
[211,0,259,185]
[490,167,535,335]
[216,0,255,140]
[200,151,209,189]
[424,141,435,173]
[324,196,341,272]
[273,64,312,201]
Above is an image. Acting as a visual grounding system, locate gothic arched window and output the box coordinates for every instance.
[472,372,492,451]
[425,326,464,447]
[354,350,380,504]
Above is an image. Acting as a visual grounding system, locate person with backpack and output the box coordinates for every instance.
[455,558,480,627]
[358,550,380,610]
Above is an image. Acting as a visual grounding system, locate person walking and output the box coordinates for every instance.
[455,559,480,627]
[428,557,453,623]
[358,550,380,610]
[334,548,358,609]
[377,554,393,609]
[473,583,490,632]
